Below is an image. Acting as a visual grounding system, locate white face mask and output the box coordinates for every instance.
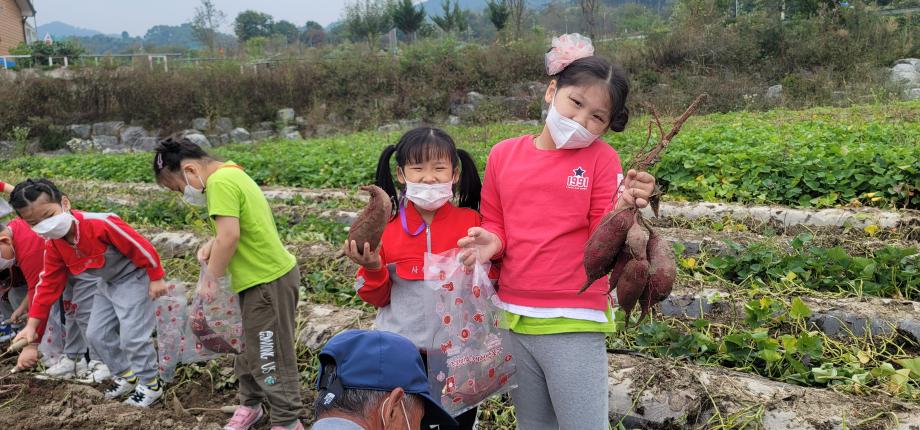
[183,170,207,207]
[405,181,453,211]
[546,92,600,150]
[381,398,411,430]
[32,211,75,240]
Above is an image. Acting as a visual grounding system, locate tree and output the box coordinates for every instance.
[507,0,526,38]
[485,0,511,32]
[121,31,130,40]
[390,0,426,42]
[579,0,599,39]
[234,10,274,42]
[272,20,300,43]
[343,0,391,46]
[431,0,469,34]
[301,21,326,47]
[191,0,226,53]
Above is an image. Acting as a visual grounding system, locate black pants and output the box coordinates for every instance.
[420,351,478,430]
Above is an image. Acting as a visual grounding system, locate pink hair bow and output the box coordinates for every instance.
[545,33,595,76]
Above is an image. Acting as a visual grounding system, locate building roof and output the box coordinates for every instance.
[15,0,36,17]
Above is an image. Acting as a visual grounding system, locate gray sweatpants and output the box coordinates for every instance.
[85,248,158,383]
[62,274,101,361]
[507,331,609,430]
[0,285,27,323]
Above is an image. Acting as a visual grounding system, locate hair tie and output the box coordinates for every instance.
[156,152,164,170]
[545,33,595,76]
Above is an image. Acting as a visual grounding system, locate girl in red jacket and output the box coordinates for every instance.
[11,179,168,408]
[343,127,483,429]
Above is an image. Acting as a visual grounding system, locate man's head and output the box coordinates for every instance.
[314,330,459,430]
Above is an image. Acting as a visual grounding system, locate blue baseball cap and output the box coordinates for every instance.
[317,330,459,429]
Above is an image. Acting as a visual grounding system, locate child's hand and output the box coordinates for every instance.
[343,240,382,270]
[148,279,169,300]
[197,239,215,263]
[457,227,501,267]
[10,301,28,324]
[616,169,656,210]
[16,344,39,371]
[13,322,37,344]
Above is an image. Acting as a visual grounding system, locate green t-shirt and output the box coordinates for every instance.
[501,306,616,335]
[207,162,297,293]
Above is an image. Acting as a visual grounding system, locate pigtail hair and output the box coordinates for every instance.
[455,149,481,211]
[375,144,400,216]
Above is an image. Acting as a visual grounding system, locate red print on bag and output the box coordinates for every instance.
[445,376,456,393]
[442,282,455,292]
[505,354,513,362]
[472,285,481,298]
[438,271,446,281]
[442,315,452,325]
[489,368,495,378]
[472,313,484,323]
[455,297,464,305]
[460,328,470,341]
[500,374,510,385]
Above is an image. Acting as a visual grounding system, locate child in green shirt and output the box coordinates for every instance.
[153,138,303,430]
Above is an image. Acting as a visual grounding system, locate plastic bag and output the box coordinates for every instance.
[39,302,67,367]
[154,281,188,382]
[0,198,12,219]
[424,249,516,416]
[180,262,244,362]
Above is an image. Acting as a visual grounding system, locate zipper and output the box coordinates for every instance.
[426,225,431,254]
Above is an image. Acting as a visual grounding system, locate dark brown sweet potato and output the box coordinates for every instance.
[190,303,239,354]
[605,249,631,294]
[625,215,650,260]
[580,208,635,293]
[615,258,649,321]
[347,185,393,255]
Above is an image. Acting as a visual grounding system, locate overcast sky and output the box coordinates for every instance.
[33,0,354,36]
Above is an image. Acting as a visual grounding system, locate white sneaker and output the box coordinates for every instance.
[77,360,112,384]
[39,356,88,380]
[103,376,137,400]
[123,382,163,408]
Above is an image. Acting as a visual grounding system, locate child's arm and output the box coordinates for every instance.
[589,156,621,233]
[16,246,67,343]
[459,157,504,266]
[98,214,167,298]
[206,216,239,281]
[0,181,11,194]
[344,240,392,307]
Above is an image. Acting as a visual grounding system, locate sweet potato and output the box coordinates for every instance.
[625,215,650,260]
[580,208,635,293]
[615,258,649,321]
[605,249,631,294]
[347,185,392,255]
[646,230,676,303]
[190,303,240,354]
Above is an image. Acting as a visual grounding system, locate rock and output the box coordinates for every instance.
[295,116,307,127]
[256,121,275,131]
[281,126,302,140]
[296,304,367,350]
[251,130,274,141]
[378,123,400,132]
[181,131,211,148]
[135,137,160,152]
[66,138,97,152]
[904,88,920,100]
[67,124,92,139]
[511,81,547,98]
[215,117,234,134]
[191,117,210,131]
[447,115,461,126]
[450,103,475,118]
[399,119,423,129]
[277,108,296,125]
[92,121,125,137]
[206,134,230,147]
[120,126,148,149]
[765,84,783,101]
[146,231,206,259]
[92,135,121,150]
[466,91,486,106]
[890,58,920,87]
[230,128,251,143]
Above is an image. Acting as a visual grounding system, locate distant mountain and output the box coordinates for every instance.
[37,21,103,38]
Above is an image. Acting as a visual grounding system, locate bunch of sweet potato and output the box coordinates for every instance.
[580,95,706,323]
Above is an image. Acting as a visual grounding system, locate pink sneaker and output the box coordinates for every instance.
[223,405,264,430]
[270,421,305,430]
